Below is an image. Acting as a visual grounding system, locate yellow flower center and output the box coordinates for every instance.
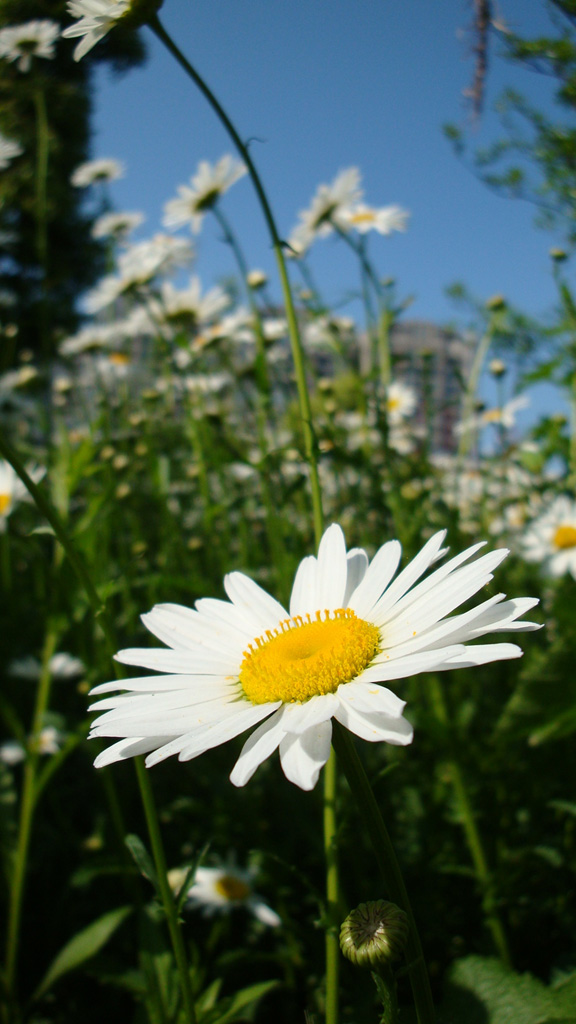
[482,408,503,424]
[387,397,400,412]
[239,608,380,705]
[553,524,576,549]
[215,875,251,901]
[109,352,131,366]
[349,210,376,225]
[0,493,11,514]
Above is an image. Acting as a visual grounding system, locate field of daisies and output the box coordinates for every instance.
[1,4,575,1024]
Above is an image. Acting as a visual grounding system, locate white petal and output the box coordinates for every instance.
[343,548,369,606]
[115,647,237,675]
[347,540,401,618]
[440,642,522,668]
[142,604,247,658]
[224,572,288,631]
[177,702,280,761]
[279,721,332,790]
[366,531,447,620]
[377,541,486,624]
[90,674,236,695]
[93,735,169,768]
[90,695,245,736]
[334,703,413,745]
[250,899,281,927]
[337,681,405,717]
[358,644,466,682]
[315,524,348,609]
[230,709,286,786]
[289,555,319,617]
[281,693,339,734]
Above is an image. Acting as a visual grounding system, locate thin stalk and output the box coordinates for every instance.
[148,14,324,545]
[33,88,50,358]
[427,676,511,967]
[457,323,494,462]
[323,751,339,1024]
[331,723,435,1024]
[3,625,59,1020]
[0,434,196,1020]
[334,227,391,388]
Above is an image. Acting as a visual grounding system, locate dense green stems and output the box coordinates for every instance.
[457,321,495,462]
[331,723,436,1024]
[33,88,50,358]
[135,759,197,1024]
[323,751,340,1024]
[3,626,59,1023]
[427,676,512,967]
[0,531,10,592]
[148,15,324,546]
[0,434,196,1016]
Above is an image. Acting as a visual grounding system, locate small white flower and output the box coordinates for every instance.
[160,276,229,326]
[340,203,410,236]
[91,210,145,240]
[9,652,84,680]
[0,20,59,72]
[288,168,363,254]
[386,381,417,424]
[522,495,576,578]
[183,864,281,927]
[62,0,130,61]
[457,395,530,436]
[0,134,23,171]
[89,524,539,790]
[0,460,45,531]
[163,156,247,234]
[0,740,25,766]
[71,158,125,188]
[246,269,267,290]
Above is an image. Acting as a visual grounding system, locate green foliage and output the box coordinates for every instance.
[441,956,576,1024]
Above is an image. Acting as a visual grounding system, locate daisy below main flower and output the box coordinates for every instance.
[89,526,539,790]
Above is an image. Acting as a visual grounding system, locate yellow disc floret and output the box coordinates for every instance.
[0,494,11,515]
[239,608,381,705]
[215,875,251,901]
[553,524,576,550]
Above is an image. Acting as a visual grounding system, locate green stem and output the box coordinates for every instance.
[148,14,324,545]
[457,323,494,462]
[33,88,50,358]
[427,677,511,967]
[334,227,391,389]
[331,723,435,1024]
[323,750,339,1024]
[135,759,197,1023]
[3,626,59,1022]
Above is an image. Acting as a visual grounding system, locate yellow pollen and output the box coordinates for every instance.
[239,608,381,705]
[215,875,251,901]
[109,352,131,366]
[553,524,576,550]
[0,493,11,514]
[482,408,503,424]
[387,397,400,412]
[349,211,375,225]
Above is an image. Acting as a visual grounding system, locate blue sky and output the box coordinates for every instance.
[88,1,566,418]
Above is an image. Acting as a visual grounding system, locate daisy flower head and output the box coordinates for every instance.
[163,156,247,234]
[0,20,60,72]
[62,0,131,61]
[521,495,576,578]
[385,381,417,425]
[175,862,280,927]
[288,168,363,254]
[340,203,410,236]
[0,460,45,532]
[71,158,125,188]
[89,525,539,791]
[91,210,145,241]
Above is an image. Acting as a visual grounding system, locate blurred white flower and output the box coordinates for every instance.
[163,157,247,234]
[160,276,229,326]
[91,210,145,241]
[181,863,281,927]
[385,381,417,424]
[84,235,194,312]
[0,134,23,170]
[0,740,25,766]
[246,269,267,289]
[340,203,410,235]
[522,495,576,578]
[62,0,130,61]
[288,168,363,254]
[9,652,85,680]
[0,460,45,531]
[0,20,59,72]
[456,395,530,436]
[71,158,125,188]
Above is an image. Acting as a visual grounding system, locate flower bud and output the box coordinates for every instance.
[486,294,506,311]
[340,900,409,967]
[488,358,506,378]
[550,247,567,262]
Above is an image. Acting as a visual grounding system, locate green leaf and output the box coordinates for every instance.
[441,955,576,1024]
[32,905,132,1001]
[125,833,158,887]
[210,980,278,1023]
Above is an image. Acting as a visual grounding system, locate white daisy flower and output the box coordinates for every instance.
[0,740,25,766]
[0,20,59,72]
[89,525,539,791]
[456,395,530,436]
[163,156,247,234]
[521,495,576,578]
[9,652,85,680]
[288,168,363,254]
[177,863,280,927]
[0,460,45,532]
[70,158,125,188]
[340,203,410,236]
[160,276,229,326]
[91,210,145,241]
[385,381,417,424]
[62,0,130,61]
[0,134,23,171]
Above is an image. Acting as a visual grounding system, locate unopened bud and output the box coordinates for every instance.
[486,294,506,312]
[550,247,567,262]
[488,358,506,378]
[340,900,409,967]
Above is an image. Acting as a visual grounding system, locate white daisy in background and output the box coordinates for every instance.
[456,395,530,437]
[9,652,85,681]
[91,210,145,241]
[163,156,247,234]
[89,524,539,791]
[160,276,229,328]
[0,726,64,765]
[340,203,410,236]
[62,0,130,61]
[0,460,45,532]
[246,269,268,290]
[288,168,363,254]
[521,495,576,578]
[0,134,23,171]
[385,381,417,425]
[0,20,60,72]
[83,235,194,313]
[172,863,280,927]
[70,158,125,188]
[0,740,26,766]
